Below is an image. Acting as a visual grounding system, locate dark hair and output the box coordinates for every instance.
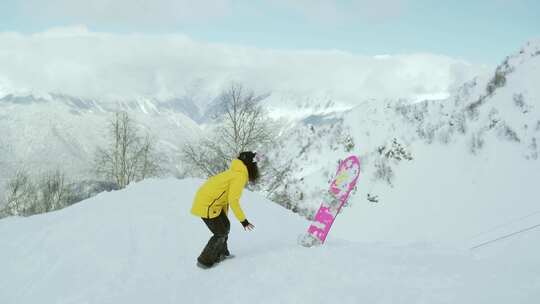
[238,151,259,183]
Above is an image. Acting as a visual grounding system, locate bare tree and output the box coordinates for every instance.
[1,169,77,218]
[0,206,8,218]
[180,84,301,209]
[136,134,163,180]
[95,112,162,188]
[182,83,274,177]
[218,84,273,156]
[38,169,72,213]
[3,169,37,216]
[181,139,229,177]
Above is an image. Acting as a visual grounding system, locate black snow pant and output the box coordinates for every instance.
[197,211,230,266]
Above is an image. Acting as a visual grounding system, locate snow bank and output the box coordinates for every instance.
[1,178,539,303]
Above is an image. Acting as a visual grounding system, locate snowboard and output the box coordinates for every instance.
[300,155,360,247]
[196,255,235,269]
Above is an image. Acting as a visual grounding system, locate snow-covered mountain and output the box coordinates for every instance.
[1,39,540,303]
[266,39,540,247]
[0,93,203,193]
[0,178,538,303]
[1,40,538,216]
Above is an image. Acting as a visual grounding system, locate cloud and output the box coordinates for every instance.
[18,0,232,27]
[13,0,407,29]
[0,26,483,105]
[271,0,407,24]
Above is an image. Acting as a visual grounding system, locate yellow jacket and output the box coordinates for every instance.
[191,159,248,222]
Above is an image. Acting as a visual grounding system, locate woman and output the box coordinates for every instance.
[191,151,259,268]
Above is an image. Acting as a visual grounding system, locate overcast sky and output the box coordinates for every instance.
[2,0,538,63]
[0,0,538,102]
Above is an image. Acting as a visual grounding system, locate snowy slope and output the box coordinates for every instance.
[1,39,539,302]
[335,38,540,245]
[1,178,539,304]
[263,40,540,249]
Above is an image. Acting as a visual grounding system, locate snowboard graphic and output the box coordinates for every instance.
[300,155,360,247]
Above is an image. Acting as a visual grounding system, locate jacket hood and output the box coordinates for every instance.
[230,159,248,177]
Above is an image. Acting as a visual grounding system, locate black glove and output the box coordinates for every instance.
[241,219,255,231]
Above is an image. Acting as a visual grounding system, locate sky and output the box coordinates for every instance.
[1,0,538,64]
[0,0,538,102]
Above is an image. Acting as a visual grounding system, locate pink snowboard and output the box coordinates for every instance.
[301,155,360,247]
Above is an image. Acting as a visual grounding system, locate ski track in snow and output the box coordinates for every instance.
[1,178,539,304]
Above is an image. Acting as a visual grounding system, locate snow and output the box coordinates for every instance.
[410,92,451,103]
[263,40,540,250]
[335,137,540,246]
[1,178,539,303]
[1,36,540,304]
